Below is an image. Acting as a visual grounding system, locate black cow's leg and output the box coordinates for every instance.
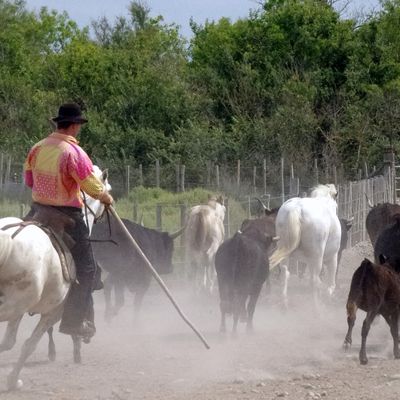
[343,301,357,350]
[384,312,400,359]
[360,311,377,365]
[247,284,263,333]
[104,274,113,322]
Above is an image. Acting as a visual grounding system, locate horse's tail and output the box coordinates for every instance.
[189,212,207,252]
[269,207,301,269]
[0,230,13,267]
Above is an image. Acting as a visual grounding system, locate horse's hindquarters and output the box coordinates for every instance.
[0,221,68,320]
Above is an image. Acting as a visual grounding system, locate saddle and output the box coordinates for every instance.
[1,203,77,283]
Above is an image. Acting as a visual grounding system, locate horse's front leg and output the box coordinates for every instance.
[0,316,23,353]
[8,307,63,390]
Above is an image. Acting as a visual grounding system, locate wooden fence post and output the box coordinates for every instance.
[19,204,25,218]
[263,158,267,195]
[176,164,180,192]
[206,161,211,188]
[0,153,3,190]
[155,159,160,188]
[156,204,162,231]
[224,198,230,238]
[253,166,257,194]
[139,164,143,186]
[237,160,241,192]
[281,157,285,204]
[181,165,185,192]
[314,159,319,184]
[126,165,130,196]
[133,202,138,222]
[180,204,187,247]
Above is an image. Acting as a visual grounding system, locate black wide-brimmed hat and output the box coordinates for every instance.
[52,103,88,124]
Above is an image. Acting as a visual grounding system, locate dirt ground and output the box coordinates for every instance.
[2,242,400,400]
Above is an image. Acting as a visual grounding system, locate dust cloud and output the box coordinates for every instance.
[0,241,396,399]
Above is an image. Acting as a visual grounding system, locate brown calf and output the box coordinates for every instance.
[343,256,400,364]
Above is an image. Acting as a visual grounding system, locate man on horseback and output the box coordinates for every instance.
[23,103,113,339]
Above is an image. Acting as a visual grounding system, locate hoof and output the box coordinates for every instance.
[74,356,82,364]
[7,377,23,391]
[48,352,56,362]
[343,341,351,351]
[360,358,368,365]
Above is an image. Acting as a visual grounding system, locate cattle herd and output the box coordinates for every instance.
[89,186,400,368]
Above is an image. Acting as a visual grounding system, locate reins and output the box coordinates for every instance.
[81,191,117,246]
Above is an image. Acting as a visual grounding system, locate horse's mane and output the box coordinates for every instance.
[309,184,337,199]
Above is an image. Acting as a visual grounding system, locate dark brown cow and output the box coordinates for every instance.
[366,202,400,246]
[215,212,277,334]
[343,256,400,365]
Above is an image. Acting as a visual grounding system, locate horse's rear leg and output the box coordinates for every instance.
[324,254,338,296]
[279,263,290,309]
[8,308,63,390]
[47,326,56,362]
[0,316,23,353]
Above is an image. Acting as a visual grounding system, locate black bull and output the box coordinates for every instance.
[91,217,182,319]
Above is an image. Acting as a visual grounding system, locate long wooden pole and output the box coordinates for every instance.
[108,206,210,350]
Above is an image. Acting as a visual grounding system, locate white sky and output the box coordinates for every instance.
[24,0,381,39]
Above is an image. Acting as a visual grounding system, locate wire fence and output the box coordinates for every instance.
[0,149,394,253]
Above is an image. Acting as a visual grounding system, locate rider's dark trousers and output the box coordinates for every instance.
[27,205,97,329]
[59,206,97,329]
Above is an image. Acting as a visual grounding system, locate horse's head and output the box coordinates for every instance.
[208,194,226,221]
[83,165,112,233]
[310,184,337,200]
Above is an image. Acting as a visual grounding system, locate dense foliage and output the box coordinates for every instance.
[1,0,400,182]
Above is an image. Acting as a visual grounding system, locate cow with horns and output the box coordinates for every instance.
[91,217,184,319]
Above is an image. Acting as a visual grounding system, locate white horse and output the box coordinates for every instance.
[0,166,110,390]
[185,195,226,292]
[269,184,341,308]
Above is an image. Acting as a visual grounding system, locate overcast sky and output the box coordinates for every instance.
[24,0,381,39]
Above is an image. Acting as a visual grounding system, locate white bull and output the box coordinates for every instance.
[269,184,341,308]
[185,195,226,292]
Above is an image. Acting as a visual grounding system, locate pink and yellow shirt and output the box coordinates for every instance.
[24,133,104,208]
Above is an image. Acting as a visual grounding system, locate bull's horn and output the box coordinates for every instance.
[364,193,374,208]
[272,236,280,241]
[255,197,270,211]
[139,214,144,226]
[169,226,186,239]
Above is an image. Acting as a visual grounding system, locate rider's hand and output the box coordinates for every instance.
[99,191,114,206]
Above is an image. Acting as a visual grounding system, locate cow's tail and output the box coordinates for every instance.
[190,212,207,252]
[0,230,13,268]
[269,207,301,270]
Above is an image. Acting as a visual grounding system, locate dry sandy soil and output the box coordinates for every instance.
[2,242,400,400]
